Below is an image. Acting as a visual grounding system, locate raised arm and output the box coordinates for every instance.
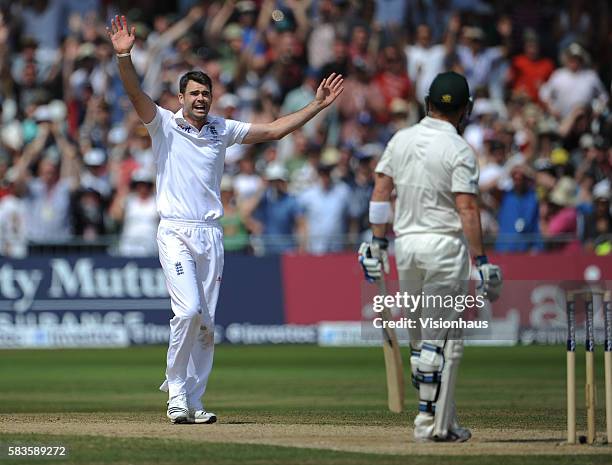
[285,0,311,43]
[157,5,204,47]
[242,73,343,144]
[207,0,236,41]
[444,13,461,55]
[0,16,10,91]
[53,122,81,190]
[12,123,51,192]
[107,15,156,124]
[109,187,128,222]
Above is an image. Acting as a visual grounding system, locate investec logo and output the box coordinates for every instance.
[0,258,169,313]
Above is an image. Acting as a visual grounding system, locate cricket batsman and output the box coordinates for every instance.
[359,72,502,442]
[108,15,343,424]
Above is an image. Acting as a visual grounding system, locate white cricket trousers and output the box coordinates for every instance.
[157,218,224,410]
[395,232,470,440]
[395,232,470,343]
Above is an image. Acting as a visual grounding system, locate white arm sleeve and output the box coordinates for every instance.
[451,147,480,194]
[224,119,252,146]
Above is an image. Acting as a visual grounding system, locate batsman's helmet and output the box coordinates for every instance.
[426,71,472,115]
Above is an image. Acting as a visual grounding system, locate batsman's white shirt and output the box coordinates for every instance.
[146,106,250,221]
[376,116,479,238]
[145,106,250,405]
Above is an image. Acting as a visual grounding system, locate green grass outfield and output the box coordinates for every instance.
[0,345,610,464]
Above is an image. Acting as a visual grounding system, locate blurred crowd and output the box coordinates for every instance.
[0,0,610,257]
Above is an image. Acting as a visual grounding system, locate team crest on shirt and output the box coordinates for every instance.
[207,124,221,143]
[175,262,184,276]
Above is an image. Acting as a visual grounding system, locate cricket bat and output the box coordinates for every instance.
[377,275,405,413]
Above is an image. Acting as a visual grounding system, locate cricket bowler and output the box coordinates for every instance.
[108,15,343,424]
[359,72,502,442]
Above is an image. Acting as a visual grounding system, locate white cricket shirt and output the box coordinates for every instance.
[376,116,479,237]
[145,106,251,221]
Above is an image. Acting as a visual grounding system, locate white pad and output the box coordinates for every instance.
[433,338,464,439]
[417,342,444,412]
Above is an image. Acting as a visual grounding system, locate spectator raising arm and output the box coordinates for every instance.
[19,123,51,168]
[143,5,205,99]
[0,14,9,87]
[256,0,276,34]
[52,122,80,190]
[15,120,81,190]
[207,0,237,41]
[242,73,344,144]
[285,0,312,43]
[157,5,204,48]
[108,185,129,223]
[106,16,156,124]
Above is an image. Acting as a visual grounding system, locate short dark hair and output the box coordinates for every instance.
[429,99,465,117]
[179,71,213,94]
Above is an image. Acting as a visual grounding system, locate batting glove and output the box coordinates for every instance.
[475,255,503,301]
[358,237,390,282]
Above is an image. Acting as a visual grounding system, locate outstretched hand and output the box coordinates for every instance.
[315,73,344,109]
[106,15,136,54]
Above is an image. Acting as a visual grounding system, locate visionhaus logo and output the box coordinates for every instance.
[370,291,489,331]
